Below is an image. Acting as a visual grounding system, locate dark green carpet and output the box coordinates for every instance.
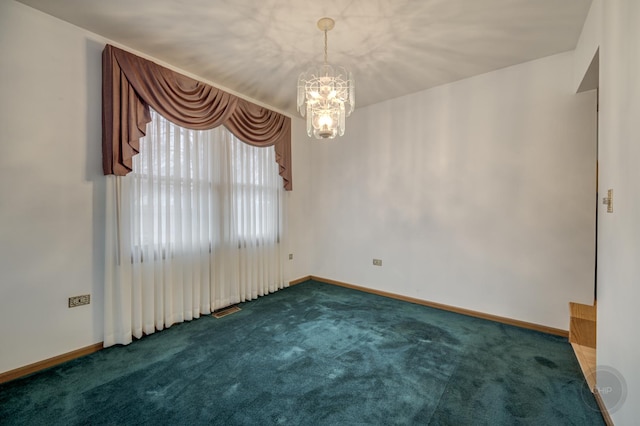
[0,280,603,425]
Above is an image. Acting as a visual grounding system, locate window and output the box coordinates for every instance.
[129,109,284,259]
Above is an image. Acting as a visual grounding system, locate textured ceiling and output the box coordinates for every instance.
[17,0,591,115]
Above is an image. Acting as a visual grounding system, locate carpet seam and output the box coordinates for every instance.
[425,346,467,425]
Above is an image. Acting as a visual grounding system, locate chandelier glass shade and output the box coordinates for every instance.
[297,18,355,139]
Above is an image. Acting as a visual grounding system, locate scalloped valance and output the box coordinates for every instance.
[102,44,292,190]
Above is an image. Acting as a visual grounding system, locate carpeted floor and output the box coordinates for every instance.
[0,280,604,425]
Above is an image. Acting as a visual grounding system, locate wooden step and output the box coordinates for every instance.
[569,302,596,349]
[571,342,596,391]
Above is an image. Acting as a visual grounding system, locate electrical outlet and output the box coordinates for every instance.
[68,294,90,308]
[373,259,382,266]
[289,253,293,260]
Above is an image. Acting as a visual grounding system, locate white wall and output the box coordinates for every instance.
[0,1,106,373]
[574,0,602,93]
[309,51,597,331]
[285,117,314,281]
[595,0,640,422]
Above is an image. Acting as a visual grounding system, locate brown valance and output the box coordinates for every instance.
[102,44,292,190]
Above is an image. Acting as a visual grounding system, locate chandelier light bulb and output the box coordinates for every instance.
[319,113,333,128]
[297,17,355,139]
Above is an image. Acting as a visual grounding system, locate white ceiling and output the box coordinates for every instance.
[17,0,592,115]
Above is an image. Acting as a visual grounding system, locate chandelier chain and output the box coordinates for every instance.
[324,29,328,64]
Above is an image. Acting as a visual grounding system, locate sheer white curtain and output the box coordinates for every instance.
[105,110,287,347]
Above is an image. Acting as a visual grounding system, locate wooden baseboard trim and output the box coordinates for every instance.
[1,278,572,386]
[594,387,615,426]
[289,275,312,286]
[306,276,569,338]
[0,342,103,384]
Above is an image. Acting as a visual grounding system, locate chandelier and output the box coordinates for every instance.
[297,17,355,139]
